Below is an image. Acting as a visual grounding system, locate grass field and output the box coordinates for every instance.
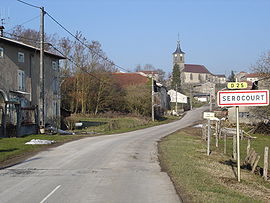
[158,127,270,202]
[0,115,179,168]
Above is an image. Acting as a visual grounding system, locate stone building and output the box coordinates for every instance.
[0,36,65,136]
[172,41,226,85]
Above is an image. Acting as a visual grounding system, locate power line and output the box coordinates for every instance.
[49,43,112,85]
[6,15,40,32]
[16,0,132,73]
[2,32,133,85]
[50,44,152,91]
[45,11,131,73]
[17,0,41,9]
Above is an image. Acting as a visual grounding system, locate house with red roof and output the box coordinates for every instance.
[110,72,149,87]
[110,72,170,116]
[245,73,261,82]
[136,71,159,81]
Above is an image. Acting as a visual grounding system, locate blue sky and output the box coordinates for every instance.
[1,0,270,76]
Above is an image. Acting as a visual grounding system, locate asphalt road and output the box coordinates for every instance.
[0,106,207,203]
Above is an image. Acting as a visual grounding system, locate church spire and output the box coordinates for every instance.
[172,36,185,70]
[173,40,185,55]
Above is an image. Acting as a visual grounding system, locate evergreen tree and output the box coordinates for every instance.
[228,70,235,82]
[171,64,181,91]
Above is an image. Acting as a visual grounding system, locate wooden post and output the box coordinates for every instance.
[247,138,251,156]
[263,147,269,181]
[250,152,258,167]
[251,155,260,173]
[215,121,218,148]
[240,129,243,140]
[247,149,256,165]
[224,132,227,154]
[233,133,237,160]
[202,124,207,141]
[207,119,211,156]
[244,148,254,165]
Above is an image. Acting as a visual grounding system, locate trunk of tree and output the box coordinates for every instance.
[95,82,103,115]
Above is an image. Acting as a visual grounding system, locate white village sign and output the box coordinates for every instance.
[217,89,269,182]
[217,90,269,106]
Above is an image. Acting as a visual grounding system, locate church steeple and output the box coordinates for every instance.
[173,40,185,55]
[172,40,185,69]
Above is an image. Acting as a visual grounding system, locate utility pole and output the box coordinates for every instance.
[39,6,45,129]
[210,92,212,111]
[151,73,155,122]
[235,78,241,182]
[175,84,178,113]
[190,85,192,110]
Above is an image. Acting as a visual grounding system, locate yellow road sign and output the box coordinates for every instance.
[227,82,248,89]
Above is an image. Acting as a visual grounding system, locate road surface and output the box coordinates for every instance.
[0,106,207,203]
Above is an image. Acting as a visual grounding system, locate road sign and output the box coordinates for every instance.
[227,82,248,89]
[203,112,215,119]
[217,90,269,106]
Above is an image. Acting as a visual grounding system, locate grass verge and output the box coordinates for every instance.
[158,127,270,202]
[0,115,180,168]
[69,115,180,134]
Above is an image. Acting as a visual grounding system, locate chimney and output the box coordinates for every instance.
[0,26,4,37]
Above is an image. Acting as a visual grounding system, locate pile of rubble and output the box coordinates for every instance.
[253,122,270,134]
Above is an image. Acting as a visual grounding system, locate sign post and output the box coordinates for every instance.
[203,112,215,156]
[236,105,240,182]
[218,89,269,182]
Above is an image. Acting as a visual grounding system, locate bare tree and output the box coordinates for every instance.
[135,64,142,72]
[10,25,58,52]
[252,51,270,75]
[143,64,155,71]
[250,51,270,122]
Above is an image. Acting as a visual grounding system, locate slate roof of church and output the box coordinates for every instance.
[183,64,212,74]
[172,42,185,54]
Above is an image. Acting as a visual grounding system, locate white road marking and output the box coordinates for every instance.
[40,185,61,203]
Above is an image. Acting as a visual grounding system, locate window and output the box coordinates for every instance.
[190,73,193,80]
[53,100,58,116]
[18,52,24,63]
[52,77,58,94]
[18,70,25,91]
[0,47,3,58]
[52,61,57,71]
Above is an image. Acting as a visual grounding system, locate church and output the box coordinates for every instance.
[172,41,226,85]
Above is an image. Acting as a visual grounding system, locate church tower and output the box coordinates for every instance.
[172,40,185,71]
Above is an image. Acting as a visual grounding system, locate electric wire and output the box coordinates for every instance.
[16,0,132,73]
[50,44,152,90]
[17,0,41,9]
[49,43,115,85]
[45,11,131,73]
[2,32,153,89]
[6,15,40,32]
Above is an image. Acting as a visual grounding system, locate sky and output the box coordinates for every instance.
[1,0,270,76]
